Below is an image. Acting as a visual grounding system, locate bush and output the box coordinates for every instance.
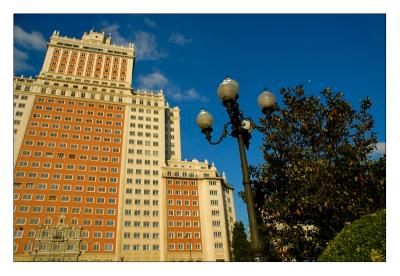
[319,209,386,262]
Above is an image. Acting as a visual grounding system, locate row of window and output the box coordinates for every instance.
[131,107,159,115]
[130,115,159,122]
[22,242,114,252]
[122,244,159,251]
[167,210,199,217]
[130,99,161,107]
[14,228,80,239]
[14,94,29,100]
[42,73,127,88]
[40,87,125,102]
[15,195,117,204]
[14,103,26,108]
[26,130,122,143]
[33,108,122,119]
[125,189,159,196]
[167,231,200,239]
[15,206,116,216]
[128,131,160,138]
[127,158,159,165]
[123,221,160,228]
[37,97,123,110]
[14,183,117,193]
[124,209,160,216]
[123,208,159,217]
[126,168,159,175]
[120,199,159,206]
[125,179,159,185]
[167,179,197,185]
[32,112,123,126]
[129,123,159,130]
[14,85,31,92]
[167,221,200,228]
[127,149,159,156]
[168,243,201,251]
[15,216,116,227]
[15,192,118,203]
[167,189,198,196]
[15,171,119,183]
[123,232,159,239]
[29,121,123,136]
[32,114,122,127]
[18,151,120,163]
[23,140,121,153]
[167,199,198,206]
[17,161,119,173]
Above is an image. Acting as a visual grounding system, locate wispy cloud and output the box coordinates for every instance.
[14,47,34,72]
[102,23,129,46]
[134,31,167,60]
[169,32,193,46]
[101,22,166,61]
[137,72,168,89]
[372,142,386,155]
[136,71,208,103]
[144,17,157,28]
[167,87,208,103]
[14,25,46,51]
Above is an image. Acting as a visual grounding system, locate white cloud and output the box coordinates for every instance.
[137,72,169,89]
[102,22,166,61]
[372,142,386,155]
[102,23,129,46]
[166,86,208,103]
[134,31,167,60]
[14,25,46,51]
[144,17,157,28]
[136,71,208,103]
[169,32,193,46]
[14,47,34,72]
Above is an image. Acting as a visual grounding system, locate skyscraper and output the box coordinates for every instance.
[13,29,235,261]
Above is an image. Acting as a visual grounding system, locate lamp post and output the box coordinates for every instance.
[196,77,276,261]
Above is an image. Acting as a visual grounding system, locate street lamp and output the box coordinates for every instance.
[196,77,276,261]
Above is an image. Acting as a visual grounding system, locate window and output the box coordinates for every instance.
[93,243,100,251]
[15,218,26,225]
[32,206,42,213]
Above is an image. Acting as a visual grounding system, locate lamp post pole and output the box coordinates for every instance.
[196,77,276,261]
[236,132,264,261]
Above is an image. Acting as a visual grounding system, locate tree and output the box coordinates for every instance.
[249,86,385,261]
[319,209,385,262]
[232,221,252,261]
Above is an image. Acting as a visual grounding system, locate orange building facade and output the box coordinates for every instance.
[13,29,235,262]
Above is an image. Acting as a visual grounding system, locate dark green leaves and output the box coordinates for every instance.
[250,86,385,261]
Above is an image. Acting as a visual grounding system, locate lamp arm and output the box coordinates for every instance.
[204,123,229,145]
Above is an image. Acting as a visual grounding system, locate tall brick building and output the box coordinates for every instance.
[13,29,235,261]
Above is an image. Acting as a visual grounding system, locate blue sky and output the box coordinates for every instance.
[14,14,386,230]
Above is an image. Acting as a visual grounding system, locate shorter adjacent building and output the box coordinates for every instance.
[162,159,236,261]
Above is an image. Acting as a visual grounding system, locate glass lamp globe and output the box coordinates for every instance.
[258,89,276,112]
[217,77,239,102]
[196,109,214,130]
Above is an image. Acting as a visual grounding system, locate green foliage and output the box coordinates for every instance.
[249,86,385,261]
[232,221,252,261]
[319,209,386,261]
